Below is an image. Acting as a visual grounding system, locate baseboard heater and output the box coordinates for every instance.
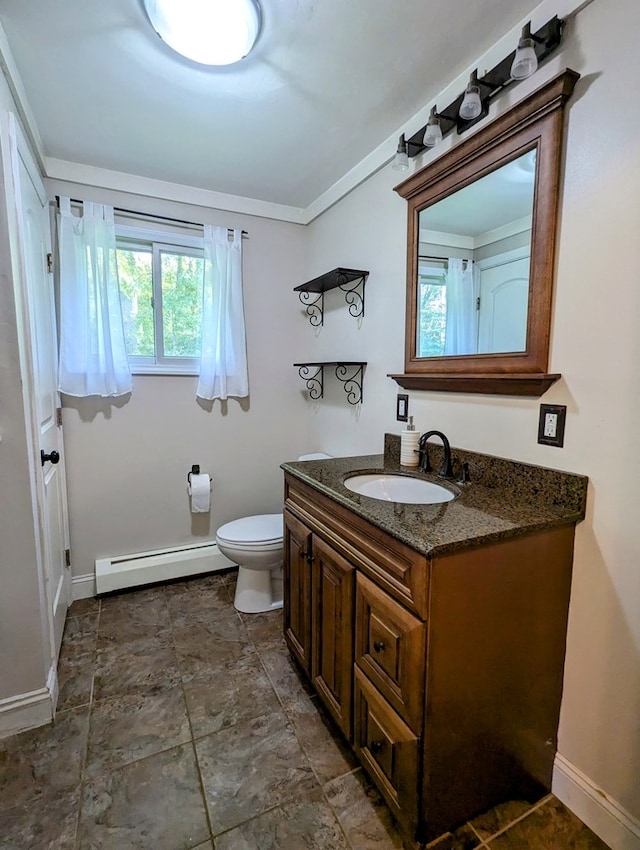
[95,541,237,595]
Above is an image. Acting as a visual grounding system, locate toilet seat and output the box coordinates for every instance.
[216,513,283,547]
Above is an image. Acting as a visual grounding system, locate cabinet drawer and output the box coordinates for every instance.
[355,572,425,731]
[354,667,419,833]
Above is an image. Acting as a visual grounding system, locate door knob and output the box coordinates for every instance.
[41,449,60,467]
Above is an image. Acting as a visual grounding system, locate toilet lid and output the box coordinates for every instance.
[217,513,283,545]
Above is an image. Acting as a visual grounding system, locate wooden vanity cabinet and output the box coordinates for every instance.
[283,473,577,849]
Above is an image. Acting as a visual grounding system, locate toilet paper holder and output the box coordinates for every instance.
[187,464,212,491]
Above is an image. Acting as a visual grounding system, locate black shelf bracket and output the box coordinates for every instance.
[294,361,366,405]
[297,290,324,327]
[337,272,366,319]
[334,362,364,404]
[296,363,324,400]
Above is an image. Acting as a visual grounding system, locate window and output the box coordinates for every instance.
[417,259,447,357]
[116,225,204,374]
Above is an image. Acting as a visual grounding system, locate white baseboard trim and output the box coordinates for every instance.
[553,753,640,850]
[71,572,96,601]
[95,541,235,595]
[0,686,53,739]
[46,663,58,713]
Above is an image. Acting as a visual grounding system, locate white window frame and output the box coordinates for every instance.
[116,224,204,375]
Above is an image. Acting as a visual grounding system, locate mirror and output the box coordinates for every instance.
[417,149,535,357]
[392,69,579,396]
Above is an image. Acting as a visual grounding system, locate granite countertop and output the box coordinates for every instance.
[281,436,588,557]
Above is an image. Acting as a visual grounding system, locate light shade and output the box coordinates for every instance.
[459,84,482,121]
[511,37,538,80]
[143,0,261,66]
[423,107,442,148]
[393,135,409,171]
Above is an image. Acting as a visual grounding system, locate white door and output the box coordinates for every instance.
[0,113,71,661]
[477,254,530,354]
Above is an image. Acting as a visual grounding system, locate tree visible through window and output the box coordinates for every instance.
[116,236,204,373]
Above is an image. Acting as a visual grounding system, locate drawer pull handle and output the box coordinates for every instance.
[373,640,385,652]
[370,740,385,754]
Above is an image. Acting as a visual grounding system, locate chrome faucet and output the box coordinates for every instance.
[418,430,455,479]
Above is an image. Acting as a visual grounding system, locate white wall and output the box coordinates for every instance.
[45,181,310,581]
[306,0,640,837]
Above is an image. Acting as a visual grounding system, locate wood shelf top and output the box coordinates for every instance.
[388,373,561,397]
[294,268,369,293]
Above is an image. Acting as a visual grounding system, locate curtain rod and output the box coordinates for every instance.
[54,196,248,237]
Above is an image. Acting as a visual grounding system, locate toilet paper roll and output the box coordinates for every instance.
[188,473,211,513]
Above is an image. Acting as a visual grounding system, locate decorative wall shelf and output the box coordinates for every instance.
[294,268,369,326]
[295,362,366,405]
[388,373,561,397]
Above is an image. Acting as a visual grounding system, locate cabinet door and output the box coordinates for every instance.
[283,510,313,676]
[312,535,355,740]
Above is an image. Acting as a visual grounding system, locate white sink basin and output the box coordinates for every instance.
[343,473,456,504]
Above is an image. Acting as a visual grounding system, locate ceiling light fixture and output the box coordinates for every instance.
[142,0,261,66]
[511,22,539,80]
[392,134,409,171]
[393,16,564,166]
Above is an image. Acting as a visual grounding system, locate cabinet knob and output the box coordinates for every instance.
[373,640,385,653]
[300,550,314,564]
[370,740,384,754]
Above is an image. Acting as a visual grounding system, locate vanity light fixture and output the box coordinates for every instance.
[392,134,410,171]
[459,71,483,121]
[511,22,539,80]
[423,107,443,148]
[142,0,261,66]
[395,15,564,163]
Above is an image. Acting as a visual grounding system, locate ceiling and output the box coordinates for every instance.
[0,0,539,210]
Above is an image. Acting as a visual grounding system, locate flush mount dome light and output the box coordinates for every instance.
[143,0,261,66]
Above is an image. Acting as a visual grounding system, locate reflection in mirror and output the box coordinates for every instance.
[417,150,536,358]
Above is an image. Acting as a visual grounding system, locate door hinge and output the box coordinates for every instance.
[476,296,481,311]
[65,548,71,567]
[56,407,63,427]
[46,252,53,274]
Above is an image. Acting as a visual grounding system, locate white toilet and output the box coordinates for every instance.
[215,453,331,614]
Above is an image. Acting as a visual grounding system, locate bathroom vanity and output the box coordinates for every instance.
[281,439,587,849]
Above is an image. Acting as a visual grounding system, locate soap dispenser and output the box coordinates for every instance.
[400,416,420,468]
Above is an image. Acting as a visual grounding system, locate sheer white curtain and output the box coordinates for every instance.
[197,226,248,400]
[57,197,131,397]
[443,258,478,356]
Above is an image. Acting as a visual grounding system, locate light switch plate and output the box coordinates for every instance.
[538,404,566,447]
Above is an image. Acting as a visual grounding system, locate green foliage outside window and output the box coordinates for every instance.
[117,247,154,357]
[161,252,203,357]
[418,274,446,357]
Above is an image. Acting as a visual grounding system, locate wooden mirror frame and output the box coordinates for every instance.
[390,69,579,396]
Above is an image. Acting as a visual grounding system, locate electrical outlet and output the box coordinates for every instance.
[538,404,566,447]
[396,393,409,422]
[543,411,558,438]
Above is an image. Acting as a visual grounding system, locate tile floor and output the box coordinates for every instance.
[0,570,611,850]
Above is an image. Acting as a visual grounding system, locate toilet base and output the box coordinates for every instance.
[233,564,283,614]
